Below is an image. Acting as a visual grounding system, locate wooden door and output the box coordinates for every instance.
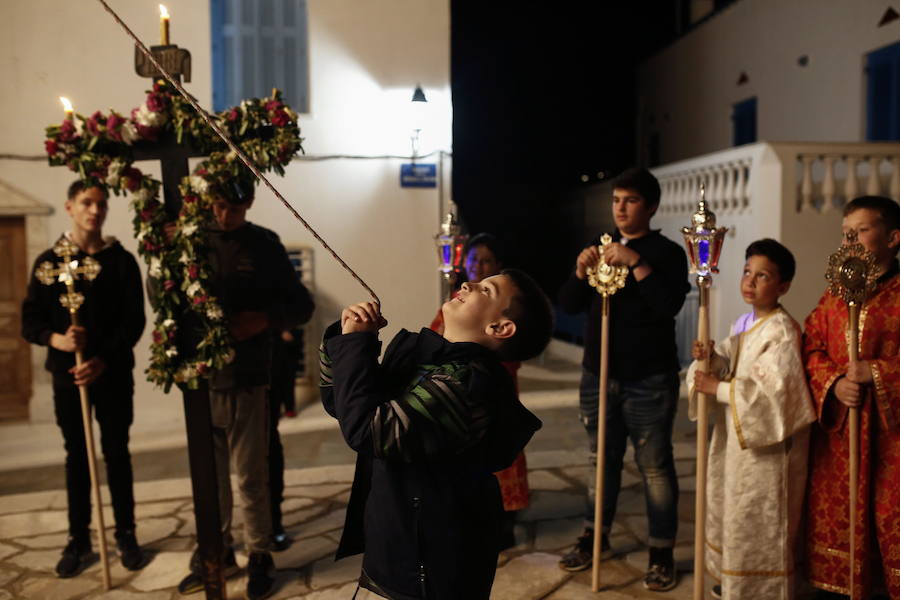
[0,217,31,419]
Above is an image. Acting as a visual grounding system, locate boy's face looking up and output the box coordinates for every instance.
[611,187,655,238]
[842,207,900,269]
[741,254,789,313]
[212,196,253,232]
[465,244,501,284]
[66,186,108,235]
[442,274,517,348]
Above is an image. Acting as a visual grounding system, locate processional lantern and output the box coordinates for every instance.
[434,212,467,285]
[824,229,877,600]
[681,183,727,600]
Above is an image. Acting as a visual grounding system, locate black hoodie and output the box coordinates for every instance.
[22,235,145,379]
[320,325,541,600]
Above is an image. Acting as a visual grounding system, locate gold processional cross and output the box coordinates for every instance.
[35,237,102,317]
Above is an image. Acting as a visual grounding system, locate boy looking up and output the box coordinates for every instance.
[320,269,552,600]
[558,167,689,590]
[804,196,900,599]
[688,239,815,599]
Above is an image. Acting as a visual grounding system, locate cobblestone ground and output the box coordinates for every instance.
[0,357,812,599]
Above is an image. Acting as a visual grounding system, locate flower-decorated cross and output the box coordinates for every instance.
[45,79,303,392]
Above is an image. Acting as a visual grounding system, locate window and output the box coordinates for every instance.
[732,97,757,146]
[866,41,900,141]
[210,0,310,113]
[285,245,313,378]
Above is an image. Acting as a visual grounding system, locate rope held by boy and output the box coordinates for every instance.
[585,233,628,592]
[35,238,112,590]
[93,0,380,306]
[824,230,877,600]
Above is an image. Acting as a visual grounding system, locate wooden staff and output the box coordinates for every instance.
[585,234,628,592]
[824,229,876,600]
[847,301,860,599]
[693,282,711,600]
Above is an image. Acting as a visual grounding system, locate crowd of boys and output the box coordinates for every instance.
[21,168,900,599]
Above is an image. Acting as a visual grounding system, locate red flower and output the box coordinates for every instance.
[265,99,282,112]
[45,139,59,155]
[59,119,77,142]
[187,264,199,279]
[106,113,124,141]
[183,194,198,204]
[140,208,155,222]
[192,294,208,306]
[124,167,143,192]
[146,92,166,113]
[86,111,103,137]
[163,280,176,291]
[143,240,159,252]
[227,108,239,121]
[196,363,209,375]
[270,109,290,127]
[153,331,163,343]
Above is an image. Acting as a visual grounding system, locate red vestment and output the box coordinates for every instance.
[804,266,900,598]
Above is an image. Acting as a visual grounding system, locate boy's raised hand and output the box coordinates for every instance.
[342,302,388,335]
[574,245,601,280]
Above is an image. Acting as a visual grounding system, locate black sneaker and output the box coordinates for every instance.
[115,530,144,571]
[271,529,292,552]
[246,551,275,600]
[177,546,240,595]
[558,529,613,572]
[644,546,677,592]
[55,536,92,578]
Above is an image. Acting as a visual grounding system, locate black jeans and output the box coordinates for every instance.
[53,373,136,542]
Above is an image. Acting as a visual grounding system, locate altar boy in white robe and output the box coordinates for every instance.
[687,238,816,600]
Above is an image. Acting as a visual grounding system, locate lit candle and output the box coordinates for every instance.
[159,5,170,45]
[59,96,74,119]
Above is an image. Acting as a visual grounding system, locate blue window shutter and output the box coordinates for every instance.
[732,97,757,146]
[866,41,900,141]
[211,0,309,113]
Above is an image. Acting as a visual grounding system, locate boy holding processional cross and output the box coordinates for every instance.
[803,196,900,599]
[21,180,146,578]
[319,268,552,599]
[687,238,816,599]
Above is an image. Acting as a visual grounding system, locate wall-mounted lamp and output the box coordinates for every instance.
[410,84,427,158]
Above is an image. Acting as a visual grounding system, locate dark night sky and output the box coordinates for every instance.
[450,1,678,294]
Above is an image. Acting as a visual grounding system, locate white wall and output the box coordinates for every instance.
[638,0,900,164]
[0,0,450,422]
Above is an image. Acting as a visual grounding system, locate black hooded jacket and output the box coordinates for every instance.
[320,325,541,600]
[22,235,145,379]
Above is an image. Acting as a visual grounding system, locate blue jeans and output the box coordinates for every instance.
[579,369,679,548]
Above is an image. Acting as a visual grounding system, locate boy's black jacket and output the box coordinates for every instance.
[22,235,145,377]
[321,325,541,600]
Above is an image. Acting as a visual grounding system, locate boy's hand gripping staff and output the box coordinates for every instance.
[586,233,629,592]
[825,229,877,600]
[35,238,111,590]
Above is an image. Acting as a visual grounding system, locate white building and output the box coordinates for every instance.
[637,0,900,345]
[0,0,451,422]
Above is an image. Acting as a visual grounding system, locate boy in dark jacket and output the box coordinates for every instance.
[22,181,146,577]
[320,268,552,600]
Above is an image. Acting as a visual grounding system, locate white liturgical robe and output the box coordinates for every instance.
[687,307,816,600]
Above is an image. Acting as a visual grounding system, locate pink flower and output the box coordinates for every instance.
[187,264,199,280]
[270,109,289,127]
[146,93,166,113]
[86,111,103,137]
[192,294,208,306]
[163,280,176,291]
[227,108,239,121]
[59,119,77,142]
[106,113,124,141]
[45,140,59,155]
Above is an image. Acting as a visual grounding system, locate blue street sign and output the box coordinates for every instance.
[400,163,437,188]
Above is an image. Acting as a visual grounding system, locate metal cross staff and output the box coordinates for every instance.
[34,237,110,590]
[824,229,877,600]
[681,185,727,600]
[586,233,628,592]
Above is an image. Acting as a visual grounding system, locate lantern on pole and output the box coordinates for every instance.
[681,184,727,600]
[434,212,467,297]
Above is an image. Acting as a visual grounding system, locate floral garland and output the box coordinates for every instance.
[45,80,303,391]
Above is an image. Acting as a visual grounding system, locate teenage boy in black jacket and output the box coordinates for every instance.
[557,167,689,591]
[22,181,146,578]
[320,268,552,600]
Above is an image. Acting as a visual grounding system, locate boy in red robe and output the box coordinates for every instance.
[804,195,900,598]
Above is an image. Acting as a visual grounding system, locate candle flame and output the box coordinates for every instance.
[159,4,169,19]
[59,97,73,113]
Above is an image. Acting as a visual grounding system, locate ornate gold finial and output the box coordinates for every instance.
[825,229,878,305]
[586,234,629,297]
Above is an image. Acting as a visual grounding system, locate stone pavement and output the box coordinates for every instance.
[0,349,708,599]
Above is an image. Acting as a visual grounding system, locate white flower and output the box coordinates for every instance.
[136,227,147,243]
[74,118,84,137]
[134,103,167,127]
[189,175,210,194]
[120,121,139,145]
[132,188,151,203]
[206,305,223,321]
[163,319,175,328]
[186,281,202,298]
[165,347,178,358]
[181,223,198,237]
[149,257,162,277]
[179,251,191,264]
